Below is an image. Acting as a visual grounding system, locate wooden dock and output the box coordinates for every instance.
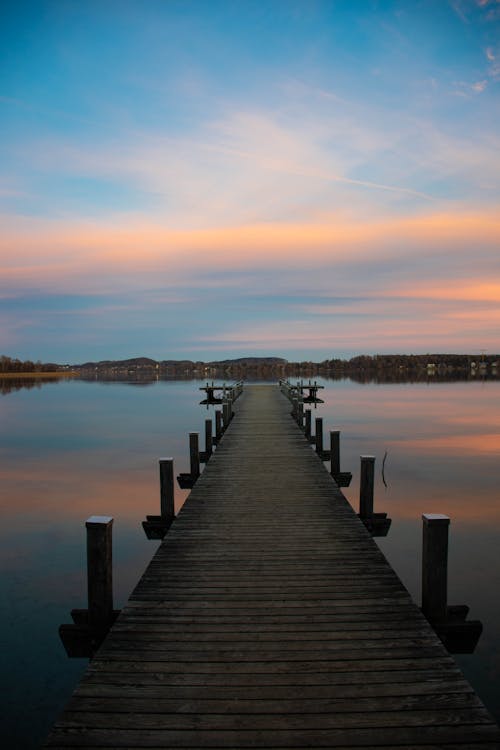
[46,384,500,748]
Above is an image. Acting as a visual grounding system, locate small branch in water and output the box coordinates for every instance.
[382,450,388,488]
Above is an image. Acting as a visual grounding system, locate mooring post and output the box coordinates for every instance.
[292,397,298,420]
[359,455,375,518]
[422,514,450,623]
[189,432,200,480]
[305,409,312,440]
[159,458,174,521]
[330,430,340,477]
[86,516,114,636]
[223,400,231,429]
[205,418,213,458]
[297,398,304,428]
[215,409,223,439]
[315,417,323,455]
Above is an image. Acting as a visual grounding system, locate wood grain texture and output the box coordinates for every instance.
[45,385,500,748]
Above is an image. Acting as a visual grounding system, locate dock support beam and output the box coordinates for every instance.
[358,455,391,537]
[422,513,449,623]
[359,455,375,518]
[59,516,120,657]
[421,513,482,653]
[330,430,340,476]
[143,458,176,539]
[329,430,352,487]
[159,458,175,520]
[315,417,323,455]
[190,432,200,481]
[202,418,213,461]
[305,410,312,441]
[86,516,114,636]
[215,410,223,441]
[223,400,232,429]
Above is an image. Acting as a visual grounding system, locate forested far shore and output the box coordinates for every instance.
[1,353,498,379]
[0,355,67,373]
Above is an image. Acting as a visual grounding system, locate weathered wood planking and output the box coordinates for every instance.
[46,385,500,749]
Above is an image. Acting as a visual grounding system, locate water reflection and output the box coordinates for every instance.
[1,376,499,747]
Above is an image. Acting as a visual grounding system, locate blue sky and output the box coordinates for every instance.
[1,0,499,362]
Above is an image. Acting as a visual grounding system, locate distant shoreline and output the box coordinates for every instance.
[0,371,78,379]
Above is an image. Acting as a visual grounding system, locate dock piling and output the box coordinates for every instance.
[358,455,391,536]
[142,459,176,539]
[305,409,312,440]
[59,516,120,657]
[297,397,304,428]
[422,513,450,623]
[203,418,213,461]
[215,410,223,441]
[159,458,174,521]
[315,417,323,455]
[86,516,114,636]
[421,513,482,652]
[190,432,200,481]
[359,455,375,518]
[330,430,340,476]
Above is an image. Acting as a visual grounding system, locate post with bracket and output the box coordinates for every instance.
[200,418,213,462]
[358,455,391,537]
[315,417,324,456]
[143,458,176,539]
[329,430,352,487]
[421,513,482,653]
[190,432,200,481]
[305,409,312,441]
[177,433,201,489]
[59,516,120,657]
[215,410,223,442]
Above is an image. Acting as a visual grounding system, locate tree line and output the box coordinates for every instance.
[0,355,60,373]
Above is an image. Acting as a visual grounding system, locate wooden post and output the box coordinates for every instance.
[159,458,174,521]
[330,430,340,476]
[305,410,312,440]
[86,516,113,635]
[359,455,375,518]
[223,400,230,429]
[422,514,450,623]
[215,410,223,439]
[297,398,304,428]
[205,419,212,458]
[189,432,200,480]
[315,417,323,455]
[292,397,298,420]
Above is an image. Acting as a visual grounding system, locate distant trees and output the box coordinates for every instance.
[0,355,59,373]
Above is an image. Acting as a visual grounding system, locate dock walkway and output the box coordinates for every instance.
[46,385,500,748]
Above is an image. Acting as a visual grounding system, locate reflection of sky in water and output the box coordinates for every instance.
[1,377,499,746]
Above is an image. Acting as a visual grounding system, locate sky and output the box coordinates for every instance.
[1,0,499,363]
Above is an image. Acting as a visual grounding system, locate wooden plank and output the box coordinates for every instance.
[45,385,500,749]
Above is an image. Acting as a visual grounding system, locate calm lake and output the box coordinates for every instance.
[1,376,499,747]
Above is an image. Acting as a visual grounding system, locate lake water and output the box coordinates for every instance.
[1,376,499,747]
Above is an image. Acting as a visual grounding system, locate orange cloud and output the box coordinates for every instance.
[1,209,499,289]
